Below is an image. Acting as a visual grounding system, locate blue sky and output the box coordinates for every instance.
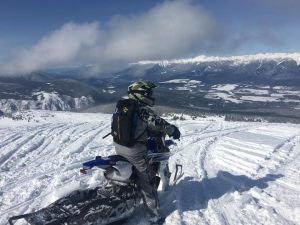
[0,0,299,75]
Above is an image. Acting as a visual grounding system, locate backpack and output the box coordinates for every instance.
[111,99,140,147]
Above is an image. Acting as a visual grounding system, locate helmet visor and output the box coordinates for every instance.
[144,88,153,97]
[128,88,153,97]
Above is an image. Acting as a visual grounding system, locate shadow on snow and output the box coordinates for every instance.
[161,171,283,216]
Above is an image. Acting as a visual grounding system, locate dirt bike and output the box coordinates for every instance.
[8,137,183,225]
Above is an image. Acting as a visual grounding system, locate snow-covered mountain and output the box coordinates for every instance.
[0,73,113,114]
[1,53,300,121]
[0,91,94,114]
[127,52,300,86]
[120,53,300,122]
[135,52,300,66]
[0,111,300,225]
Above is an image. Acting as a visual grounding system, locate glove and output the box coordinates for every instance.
[170,125,181,139]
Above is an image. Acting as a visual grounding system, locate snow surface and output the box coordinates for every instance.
[160,79,201,84]
[1,111,300,225]
[160,79,201,92]
[240,96,281,102]
[136,53,300,66]
[235,88,270,96]
[212,84,238,92]
[102,89,116,94]
[205,92,242,104]
[206,84,242,103]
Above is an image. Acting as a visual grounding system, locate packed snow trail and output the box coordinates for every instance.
[0,111,300,225]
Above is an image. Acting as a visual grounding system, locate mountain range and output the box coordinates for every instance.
[1,53,300,122]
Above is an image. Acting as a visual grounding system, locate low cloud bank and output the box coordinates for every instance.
[0,0,221,76]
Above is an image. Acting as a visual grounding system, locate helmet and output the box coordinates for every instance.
[128,81,157,106]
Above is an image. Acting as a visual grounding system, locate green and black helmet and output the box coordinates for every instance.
[128,81,157,107]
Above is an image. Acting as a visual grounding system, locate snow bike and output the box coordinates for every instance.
[8,137,183,225]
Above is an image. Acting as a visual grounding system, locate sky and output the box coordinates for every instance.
[0,0,299,75]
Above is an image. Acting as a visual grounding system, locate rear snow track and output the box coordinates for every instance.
[1,111,300,225]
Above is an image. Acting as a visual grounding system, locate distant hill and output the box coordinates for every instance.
[1,53,300,122]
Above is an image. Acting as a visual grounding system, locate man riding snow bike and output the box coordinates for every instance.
[112,81,181,224]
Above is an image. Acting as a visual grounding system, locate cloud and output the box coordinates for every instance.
[215,0,300,55]
[258,0,300,6]
[227,26,283,54]
[0,0,221,76]
[229,0,300,8]
[1,22,100,75]
[104,0,219,60]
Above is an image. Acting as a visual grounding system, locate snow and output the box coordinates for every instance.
[236,88,270,95]
[204,85,300,104]
[273,86,293,90]
[175,87,192,91]
[205,92,242,103]
[33,91,72,111]
[102,89,116,94]
[1,111,300,225]
[160,79,201,84]
[240,95,300,103]
[276,90,300,96]
[136,52,300,66]
[161,79,201,92]
[212,84,238,92]
[206,84,242,103]
[240,96,281,102]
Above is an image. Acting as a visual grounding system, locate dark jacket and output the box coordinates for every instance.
[133,103,175,143]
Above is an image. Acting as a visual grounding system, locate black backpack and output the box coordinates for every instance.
[111,99,140,147]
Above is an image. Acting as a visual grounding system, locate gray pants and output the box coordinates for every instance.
[114,142,160,217]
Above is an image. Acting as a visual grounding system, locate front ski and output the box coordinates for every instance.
[159,163,184,191]
[9,214,32,225]
[171,164,184,186]
[8,204,71,225]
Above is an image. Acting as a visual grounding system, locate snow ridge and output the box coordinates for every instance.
[135,52,300,66]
